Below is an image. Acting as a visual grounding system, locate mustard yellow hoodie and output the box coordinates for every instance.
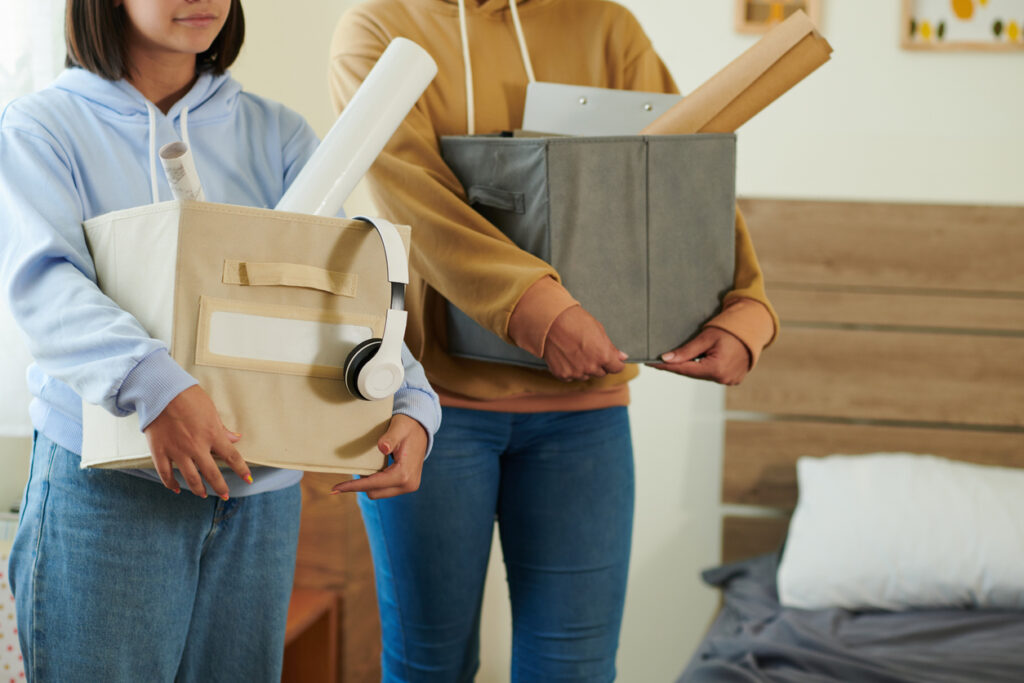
[329,0,777,411]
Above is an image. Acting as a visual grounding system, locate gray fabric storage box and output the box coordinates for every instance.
[439,133,736,368]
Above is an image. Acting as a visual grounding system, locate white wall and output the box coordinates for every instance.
[231,1,348,136]
[638,0,1024,205]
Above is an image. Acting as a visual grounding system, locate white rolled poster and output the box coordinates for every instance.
[275,37,438,216]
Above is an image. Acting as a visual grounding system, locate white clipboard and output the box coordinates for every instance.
[521,82,682,136]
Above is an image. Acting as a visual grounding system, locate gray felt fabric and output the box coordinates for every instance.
[440,134,736,368]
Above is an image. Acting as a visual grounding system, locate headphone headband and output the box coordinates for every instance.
[353,215,409,286]
[346,216,409,401]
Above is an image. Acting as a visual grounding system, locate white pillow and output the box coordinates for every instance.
[777,453,1024,611]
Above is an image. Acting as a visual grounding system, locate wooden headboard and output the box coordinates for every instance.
[722,198,1024,563]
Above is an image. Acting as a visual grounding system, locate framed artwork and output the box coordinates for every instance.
[902,0,1024,50]
[734,0,822,33]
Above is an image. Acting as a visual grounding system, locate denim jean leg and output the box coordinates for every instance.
[358,407,511,683]
[8,432,301,683]
[10,433,208,681]
[8,431,50,679]
[500,407,635,683]
[176,483,302,682]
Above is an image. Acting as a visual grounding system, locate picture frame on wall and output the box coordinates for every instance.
[734,0,822,33]
[902,0,1024,50]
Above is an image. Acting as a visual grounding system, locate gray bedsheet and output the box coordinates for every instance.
[678,554,1024,683]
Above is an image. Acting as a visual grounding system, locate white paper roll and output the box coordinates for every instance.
[159,141,205,201]
[275,37,438,216]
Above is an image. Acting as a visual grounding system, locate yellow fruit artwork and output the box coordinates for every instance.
[951,0,974,20]
[905,0,1024,49]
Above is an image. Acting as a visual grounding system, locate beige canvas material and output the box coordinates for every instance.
[220,259,359,297]
[81,200,411,474]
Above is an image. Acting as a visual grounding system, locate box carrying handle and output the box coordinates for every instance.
[222,259,357,297]
[467,185,525,214]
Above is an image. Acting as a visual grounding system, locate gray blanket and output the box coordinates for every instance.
[678,554,1024,683]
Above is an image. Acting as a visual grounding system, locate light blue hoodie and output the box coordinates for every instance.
[0,68,441,496]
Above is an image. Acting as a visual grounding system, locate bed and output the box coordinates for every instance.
[678,198,1024,682]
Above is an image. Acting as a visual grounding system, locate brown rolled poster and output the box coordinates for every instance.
[641,10,833,135]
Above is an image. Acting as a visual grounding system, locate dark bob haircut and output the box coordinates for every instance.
[65,0,245,81]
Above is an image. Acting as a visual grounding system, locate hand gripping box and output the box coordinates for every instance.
[439,133,737,368]
[81,201,409,474]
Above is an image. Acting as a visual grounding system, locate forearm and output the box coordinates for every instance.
[506,276,580,358]
[392,344,441,456]
[703,208,779,364]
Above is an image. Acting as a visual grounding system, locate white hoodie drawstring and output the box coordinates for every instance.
[456,0,476,134]
[145,103,194,204]
[180,105,192,148]
[507,0,536,83]
[457,0,535,135]
[146,102,159,203]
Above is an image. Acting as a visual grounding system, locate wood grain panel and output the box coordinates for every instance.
[770,288,1024,332]
[726,328,1024,427]
[283,589,338,683]
[723,198,1024,567]
[722,420,1024,508]
[722,516,789,564]
[295,474,380,683]
[738,198,1024,293]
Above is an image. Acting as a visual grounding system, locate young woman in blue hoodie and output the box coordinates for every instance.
[0,1,441,680]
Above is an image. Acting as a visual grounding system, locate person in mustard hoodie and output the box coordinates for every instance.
[328,1,778,680]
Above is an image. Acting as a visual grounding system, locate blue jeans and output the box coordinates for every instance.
[359,406,635,683]
[8,432,302,683]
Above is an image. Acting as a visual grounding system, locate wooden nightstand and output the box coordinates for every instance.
[282,588,338,683]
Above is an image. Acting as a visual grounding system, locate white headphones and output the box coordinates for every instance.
[343,216,409,401]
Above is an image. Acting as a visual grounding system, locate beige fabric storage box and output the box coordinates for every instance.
[81,200,409,474]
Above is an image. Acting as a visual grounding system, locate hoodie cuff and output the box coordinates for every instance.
[703,298,777,369]
[393,388,442,458]
[507,276,580,358]
[116,349,198,431]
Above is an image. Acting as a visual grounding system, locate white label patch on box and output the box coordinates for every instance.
[196,297,377,379]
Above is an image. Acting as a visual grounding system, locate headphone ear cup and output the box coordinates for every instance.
[344,338,383,400]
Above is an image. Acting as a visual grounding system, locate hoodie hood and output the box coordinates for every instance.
[452,0,535,133]
[52,68,241,126]
[1,65,316,218]
[44,68,243,203]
